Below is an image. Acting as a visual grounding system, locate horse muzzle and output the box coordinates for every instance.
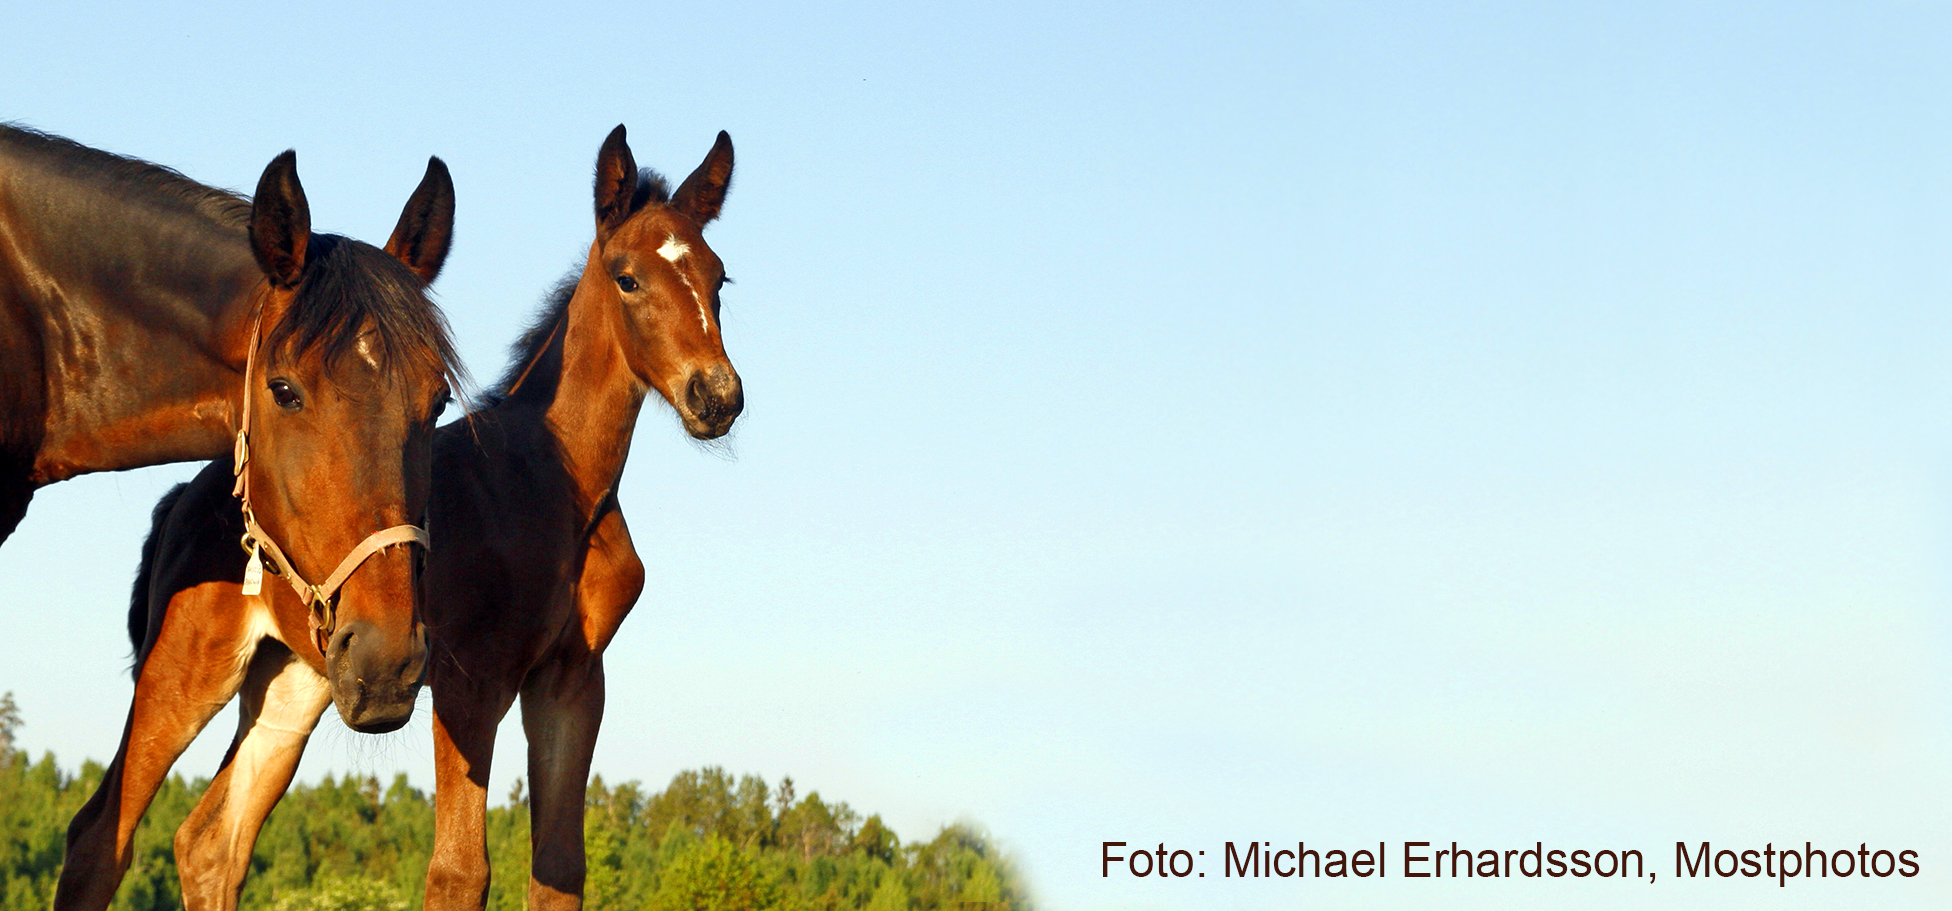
[681,364,743,439]
[325,619,427,733]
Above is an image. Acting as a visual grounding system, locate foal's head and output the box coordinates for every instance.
[588,125,743,438]
[241,152,458,733]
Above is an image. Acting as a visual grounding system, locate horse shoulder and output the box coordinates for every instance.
[575,507,644,654]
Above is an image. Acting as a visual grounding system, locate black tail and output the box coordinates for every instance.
[129,483,189,676]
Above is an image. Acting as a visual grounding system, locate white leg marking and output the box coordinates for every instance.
[224,660,330,846]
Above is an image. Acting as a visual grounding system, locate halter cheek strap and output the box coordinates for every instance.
[231,307,430,655]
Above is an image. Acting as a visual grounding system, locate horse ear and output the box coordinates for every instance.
[385,156,456,284]
[593,124,638,232]
[250,151,310,288]
[671,131,733,226]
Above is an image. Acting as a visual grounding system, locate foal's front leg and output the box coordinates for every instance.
[424,665,519,911]
[174,642,332,910]
[520,650,606,911]
[55,584,266,911]
[523,509,643,910]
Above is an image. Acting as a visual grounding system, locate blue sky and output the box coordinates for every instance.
[3,2,1951,908]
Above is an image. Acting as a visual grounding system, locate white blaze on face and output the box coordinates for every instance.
[659,233,712,333]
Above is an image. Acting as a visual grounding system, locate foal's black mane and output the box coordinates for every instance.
[478,270,579,409]
[478,166,670,407]
[0,123,252,227]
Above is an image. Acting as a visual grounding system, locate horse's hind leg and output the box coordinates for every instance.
[174,643,331,911]
[520,651,607,911]
[55,585,258,910]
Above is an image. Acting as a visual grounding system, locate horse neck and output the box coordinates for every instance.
[1,147,266,480]
[536,244,650,513]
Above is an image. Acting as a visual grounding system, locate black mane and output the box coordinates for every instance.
[479,165,668,408]
[0,123,252,227]
[1,124,461,384]
[267,235,466,390]
[629,166,671,210]
[479,269,578,409]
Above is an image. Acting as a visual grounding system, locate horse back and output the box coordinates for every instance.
[0,127,257,512]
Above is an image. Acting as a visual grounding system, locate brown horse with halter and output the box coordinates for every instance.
[52,149,465,909]
[110,126,741,910]
[0,126,441,547]
[0,127,458,736]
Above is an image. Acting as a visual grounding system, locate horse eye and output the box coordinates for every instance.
[268,380,302,410]
[616,274,638,293]
[432,392,452,420]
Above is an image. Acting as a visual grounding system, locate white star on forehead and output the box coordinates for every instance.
[658,233,713,334]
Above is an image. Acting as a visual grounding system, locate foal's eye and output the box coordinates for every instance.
[268,380,302,410]
[615,274,639,293]
[432,392,452,420]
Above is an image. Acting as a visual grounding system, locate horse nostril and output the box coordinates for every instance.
[685,372,709,416]
[329,625,356,657]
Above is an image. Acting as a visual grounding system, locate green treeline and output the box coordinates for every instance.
[0,694,1026,910]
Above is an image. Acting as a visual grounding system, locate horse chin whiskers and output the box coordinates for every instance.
[688,430,738,461]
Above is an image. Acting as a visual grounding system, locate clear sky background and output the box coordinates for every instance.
[3,2,1951,909]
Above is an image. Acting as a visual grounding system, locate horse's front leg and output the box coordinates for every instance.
[424,662,518,911]
[522,509,642,910]
[174,641,332,910]
[520,649,607,911]
[55,583,263,911]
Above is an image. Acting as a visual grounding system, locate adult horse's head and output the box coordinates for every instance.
[588,126,742,439]
[239,151,459,733]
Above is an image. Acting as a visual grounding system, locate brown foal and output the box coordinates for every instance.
[117,126,741,910]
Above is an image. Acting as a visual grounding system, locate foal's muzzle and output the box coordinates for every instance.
[682,365,743,438]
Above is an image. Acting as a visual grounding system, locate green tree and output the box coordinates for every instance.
[0,692,20,768]
[269,875,410,911]
[864,871,910,911]
[0,750,1027,910]
[852,815,898,864]
[777,792,857,862]
[651,835,779,911]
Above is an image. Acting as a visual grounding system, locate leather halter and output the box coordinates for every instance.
[230,308,430,654]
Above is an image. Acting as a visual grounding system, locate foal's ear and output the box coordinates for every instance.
[594,124,638,232]
[250,151,311,289]
[672,131,734,226]
[385,156,456,284]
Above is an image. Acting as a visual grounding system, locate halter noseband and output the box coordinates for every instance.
[231,308,430,654]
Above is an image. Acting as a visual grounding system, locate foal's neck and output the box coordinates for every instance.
[539,242,649,519]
